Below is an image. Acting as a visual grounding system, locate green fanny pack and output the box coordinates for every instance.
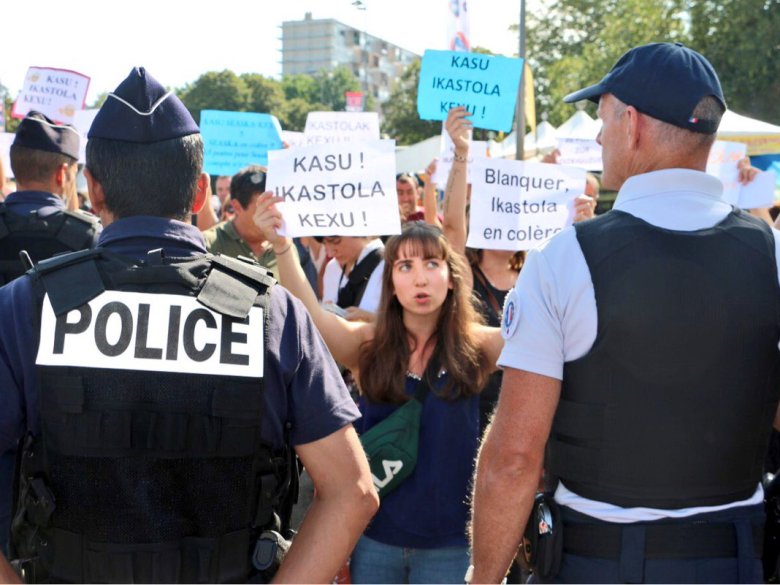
[359,364,435,499]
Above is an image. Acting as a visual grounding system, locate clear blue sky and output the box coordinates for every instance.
[1,0,524,104]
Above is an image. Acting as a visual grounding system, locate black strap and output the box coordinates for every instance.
[564,521,763,560]
[0,205,9,239]
[336,247,382,309]
[471,263,502,321]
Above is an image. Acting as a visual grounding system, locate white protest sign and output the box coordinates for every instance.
[739,170,777,209]
[706,140,747,206]
[267,140,401,237]
[73,109,99,164]
[0,133,13,180]
[303,112,380,146]
[432,132,489,184]
[467,157,586,251]
[36,291,264,378]
[281,130,305,149]
[12,67,90,125]
[556,138,603,172]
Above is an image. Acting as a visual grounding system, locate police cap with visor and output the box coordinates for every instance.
[564,42,726,134]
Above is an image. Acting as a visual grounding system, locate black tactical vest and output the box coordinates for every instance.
[336,247,383,309]
[549,210,780,509]
[0,203,100,285]
[10,249,295,583]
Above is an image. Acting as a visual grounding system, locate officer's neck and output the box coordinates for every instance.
[16,179,63,198]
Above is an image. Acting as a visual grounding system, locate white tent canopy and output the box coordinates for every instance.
[556,110,601,140]
[717,110,780,156]
[395,134,440,174]
[719,110,780,135]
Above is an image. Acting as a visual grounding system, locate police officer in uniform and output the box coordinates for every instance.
[470,43,780,583]
[0,111,100,283]
[0,67,377,584]
[0,111,100,559]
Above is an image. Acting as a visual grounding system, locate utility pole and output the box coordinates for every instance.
[515,0,526,161]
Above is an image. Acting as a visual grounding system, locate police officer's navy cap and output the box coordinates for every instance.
[88,67,199,143]
[13,111,80,160]
[564,42,726,134]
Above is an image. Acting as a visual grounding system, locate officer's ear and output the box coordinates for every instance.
[192,172,209,214]
[84,167,111,223]
[53,163,70,189]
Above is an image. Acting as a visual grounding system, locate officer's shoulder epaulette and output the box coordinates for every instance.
[34,248,106,316]
[210,254,276,288]
[62,209,101,228]
[198,254,276,319]
[35,247,103,275]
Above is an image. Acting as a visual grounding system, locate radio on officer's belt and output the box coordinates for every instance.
[520,492,562,580]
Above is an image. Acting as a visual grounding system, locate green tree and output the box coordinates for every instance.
[279,97,330,132]
[687,0,780,124]
[89,91,109,109]
[314,66,362,112]
[523,0,687,125]
[177,70,248,124]
[240,73,285,115]
[282,74,320,104]
[381,60,440,146]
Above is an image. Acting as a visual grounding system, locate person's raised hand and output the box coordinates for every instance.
[737,156,760,186]
[253,191,290,252]
[573,194,597,223]
[541,149,561,165]
[445,106,473,156]
[425,158,438,182]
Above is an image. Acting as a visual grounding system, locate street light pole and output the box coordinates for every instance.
[515,0,526,161]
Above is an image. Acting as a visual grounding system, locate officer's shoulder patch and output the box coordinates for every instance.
[63,209,101,227]
[501,287,521,340]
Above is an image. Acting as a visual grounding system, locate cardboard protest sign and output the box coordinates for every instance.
[706,140,747,206]
[201,110,283,176]
[467,157,585,251]
[738,170,777,209]
[73,109,99,164]
[0,133,14,180]
[417,50,524,133]
[556,138,603,172]
[432,133,489,184]
[267,140,401,238]
[303,112,380,146]
[12,67,90,125]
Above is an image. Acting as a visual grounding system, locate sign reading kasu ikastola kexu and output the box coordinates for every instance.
[417,50,524,133]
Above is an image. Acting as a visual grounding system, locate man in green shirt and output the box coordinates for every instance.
[203,165,316,286]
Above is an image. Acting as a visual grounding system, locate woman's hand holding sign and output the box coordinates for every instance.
[254,192,289,254]
[445,106,473,157]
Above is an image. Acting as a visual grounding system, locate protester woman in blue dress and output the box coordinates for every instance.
[254,196,503,584]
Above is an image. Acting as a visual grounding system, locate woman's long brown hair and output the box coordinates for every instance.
[358,223,487,404]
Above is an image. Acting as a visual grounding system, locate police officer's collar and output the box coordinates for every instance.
[97,216,207,257]
[3,191,67,215]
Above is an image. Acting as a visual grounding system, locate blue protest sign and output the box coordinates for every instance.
[201,110,283,175]
[417,50,524,133]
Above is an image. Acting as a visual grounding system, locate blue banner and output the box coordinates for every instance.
[417,50,524,133]
[201,110,283,175]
